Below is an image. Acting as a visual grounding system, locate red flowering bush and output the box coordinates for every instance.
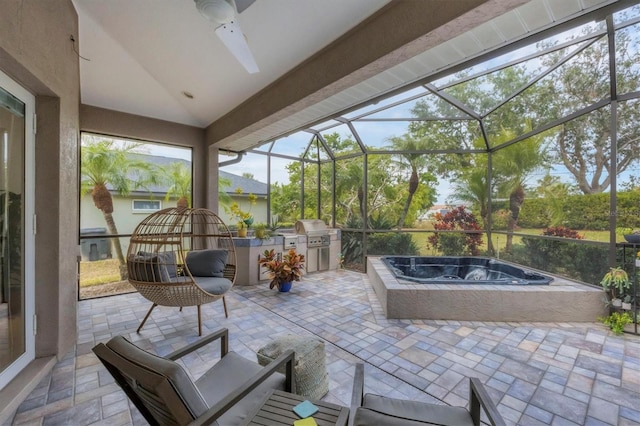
[542,226,584,239]
[428,206,483,255]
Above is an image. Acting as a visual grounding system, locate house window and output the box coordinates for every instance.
[132,200,161,212]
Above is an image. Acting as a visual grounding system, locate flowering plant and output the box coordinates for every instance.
[258,248,305,290]
[225,189,257,229]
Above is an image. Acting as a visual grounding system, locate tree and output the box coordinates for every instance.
[534,174,575,226]
[162,162,191,208]
[387,134,436,228]
[534,32,640,193]
[452,166,493,253]
[493,129,546,252]
[81,140,159,280]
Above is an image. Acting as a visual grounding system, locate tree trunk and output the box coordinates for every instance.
[92,184,127,280]
[505,185,525,253]
[397,170,419,228]
[177,197,188,208]
[102,211,127,280]
[357,185,365,226]
[480,205,495,255]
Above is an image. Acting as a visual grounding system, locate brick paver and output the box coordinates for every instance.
[6,270,640,425]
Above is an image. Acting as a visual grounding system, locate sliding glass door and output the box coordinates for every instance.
[0,70,35,389]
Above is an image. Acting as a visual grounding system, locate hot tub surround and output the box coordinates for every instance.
[367,256,606,322]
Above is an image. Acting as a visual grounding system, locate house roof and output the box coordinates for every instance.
[97,152,268,197]
[220,170,268,196]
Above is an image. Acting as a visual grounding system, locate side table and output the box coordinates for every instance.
[241,389,349,426]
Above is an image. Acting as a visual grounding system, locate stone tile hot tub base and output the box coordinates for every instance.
[367,256,606,322]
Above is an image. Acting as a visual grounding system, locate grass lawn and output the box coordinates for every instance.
[79,258,135,299]
[80,258,121,287]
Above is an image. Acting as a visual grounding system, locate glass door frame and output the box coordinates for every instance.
[0,69,35,390]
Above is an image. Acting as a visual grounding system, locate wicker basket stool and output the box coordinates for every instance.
[257,335,329,400]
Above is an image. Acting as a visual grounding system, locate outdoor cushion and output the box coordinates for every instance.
[195,277,233,295]
[195,351,285,425]
[129,254,171,282]
[105,335,208,420]
[354,407,441,426]
[137,251,178,278]
[186,249,228,277]
[358,394,474,426]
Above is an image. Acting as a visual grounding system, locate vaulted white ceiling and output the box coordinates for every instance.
[73,0,391,128]
[74,0,617,151]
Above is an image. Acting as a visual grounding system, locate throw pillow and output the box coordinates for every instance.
[129,253,171,282]
[137,251,178,278]
[186,249,228,277]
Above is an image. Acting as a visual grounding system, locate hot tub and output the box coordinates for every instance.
[367,256,606,322]
[382,256,552,285]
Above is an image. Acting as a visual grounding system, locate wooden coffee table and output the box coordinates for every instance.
[241,389,349,426]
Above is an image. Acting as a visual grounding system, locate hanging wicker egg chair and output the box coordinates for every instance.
[127,207,236,335]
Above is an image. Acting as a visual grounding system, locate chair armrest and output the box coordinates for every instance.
[469,378,505,426]
[189,349,296,426]
[348,363,365,426]
[166,328,229,361]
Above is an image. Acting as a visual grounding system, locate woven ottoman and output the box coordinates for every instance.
[257,335,329,400]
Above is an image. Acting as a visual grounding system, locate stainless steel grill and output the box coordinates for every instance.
[295,220,330,248]
[295,220,331,272]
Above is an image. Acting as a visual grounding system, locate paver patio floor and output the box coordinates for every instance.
[7,270,640,425]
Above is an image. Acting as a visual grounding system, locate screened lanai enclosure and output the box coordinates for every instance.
[220,3,640,286]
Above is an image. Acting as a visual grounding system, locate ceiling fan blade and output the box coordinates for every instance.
[235,0,256,14]
[215,20,259,74]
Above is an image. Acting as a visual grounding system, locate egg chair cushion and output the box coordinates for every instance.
[129,254,171,282]
[136,251,179,279]
[186,249,228,277]
[194,277,233,295]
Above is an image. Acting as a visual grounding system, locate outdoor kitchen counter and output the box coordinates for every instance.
[232,230,340,286]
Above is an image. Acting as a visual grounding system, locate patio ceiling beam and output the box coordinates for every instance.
[206,0,528,150]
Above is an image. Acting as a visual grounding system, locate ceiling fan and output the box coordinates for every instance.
[194,0,259,74]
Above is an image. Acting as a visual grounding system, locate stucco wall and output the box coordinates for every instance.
[0,0,80,358]
[80,193,267,239]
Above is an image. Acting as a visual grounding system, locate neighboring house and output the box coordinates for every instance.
[418,204,454,221]
[219,170,268,226]
[80,158,268,260]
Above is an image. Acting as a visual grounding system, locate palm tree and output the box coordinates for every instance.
[453,166,494,254]
[388,134,430,228]
[81,140,159,280]
[218,175,233,207]
[535,173,573,226]
[163,162,191,208]
[494,129,546,252]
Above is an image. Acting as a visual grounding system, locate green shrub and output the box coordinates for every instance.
[436,233,467,256]
[599,311,633,335]
[490,209,510,230]
[518,237,609,284]
[493,191,640,230]
[367,232,419,256]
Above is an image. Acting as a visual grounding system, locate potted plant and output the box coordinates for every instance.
[258,248,305,292]
[599,311,633,335]
[622,295,634,310]
[224,190,257,238]
[600,267,631,307]
[253,222,269,239]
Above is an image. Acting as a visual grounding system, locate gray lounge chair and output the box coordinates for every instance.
[93,328,294,425]
[349,363,505,426]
